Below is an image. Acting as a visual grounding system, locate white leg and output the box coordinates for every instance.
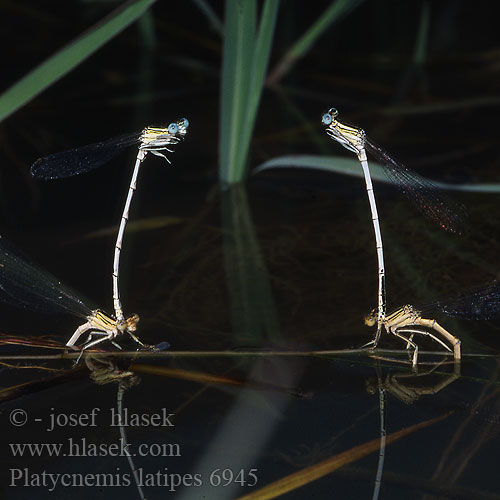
[81,332,114,351]
[397,327,451,352]
[81,330,107,347]
[392,329,419,367]
[113,150,147,322]
[66,321,92,348]
[75,333,113,363]
[127,329,147,348]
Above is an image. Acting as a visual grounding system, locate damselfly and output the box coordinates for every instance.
[364,280,500,366]
[0,235,143,356]
[322,108,465,351]
[365,305,461,368]
[30,119,189,324]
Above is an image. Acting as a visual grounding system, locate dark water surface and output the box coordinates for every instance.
[1,174,500,500]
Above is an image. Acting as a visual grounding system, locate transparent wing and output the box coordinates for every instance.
[365,139,466,234]
[30,133,140,180]
[433,281,500,320]
[418,281,500,320]
[0,237,94,318]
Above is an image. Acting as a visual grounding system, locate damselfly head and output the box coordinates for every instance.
[166,118,189,137]
[115,313,139,334]
[126,313,140,332]
[167,117,189,134]
[364,308,378,327]
[321,108,339,126]
[140,118,189,150]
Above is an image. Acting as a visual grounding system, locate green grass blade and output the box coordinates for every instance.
[0,0,157,123]
[238,0,280,180]
[219,0,256,185]
[267,0,366,85]
[253,154,500,192]
[413,0,430,66]
[254,154,388,181]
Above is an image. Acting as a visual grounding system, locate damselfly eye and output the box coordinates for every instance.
[179,118,189,129]
[322,113,333,125]
[168,123,179,134]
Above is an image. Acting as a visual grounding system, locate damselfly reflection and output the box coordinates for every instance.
[30,118,189,324]
[0,235,146,356]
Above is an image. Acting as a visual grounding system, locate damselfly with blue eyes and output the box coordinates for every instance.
[0,235,145,358]
[31,118,189,324]
[322,108,465,356]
